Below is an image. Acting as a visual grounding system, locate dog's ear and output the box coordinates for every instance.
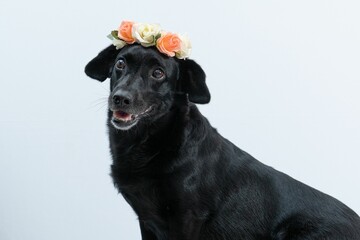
[178,59,211,104]
[85,45,119,81]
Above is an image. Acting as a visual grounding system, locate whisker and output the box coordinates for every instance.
[88,97,108,110]
[94,102,108,112]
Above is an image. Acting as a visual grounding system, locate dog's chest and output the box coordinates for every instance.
[111,161,170,216]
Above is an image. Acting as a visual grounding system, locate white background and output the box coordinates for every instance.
[1,0,359,239]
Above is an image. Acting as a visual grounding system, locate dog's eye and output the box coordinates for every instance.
[152,69,165,80]
[115,59,126,70]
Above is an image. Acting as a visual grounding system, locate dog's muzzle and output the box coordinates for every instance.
[109,90,153,130]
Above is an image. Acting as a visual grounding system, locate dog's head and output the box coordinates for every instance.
[85,44,210,130]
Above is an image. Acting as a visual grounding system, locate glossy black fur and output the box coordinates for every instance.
[85,44,360,239]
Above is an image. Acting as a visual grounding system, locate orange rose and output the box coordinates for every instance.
[156,33,181,57]
[118,21,135,44]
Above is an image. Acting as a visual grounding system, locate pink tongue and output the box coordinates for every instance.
[118,111,128,117]
[114,111,132,121]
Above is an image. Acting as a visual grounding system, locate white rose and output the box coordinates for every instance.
[112,38,127,50]
[132,23,161,47]
[176,34,192,59]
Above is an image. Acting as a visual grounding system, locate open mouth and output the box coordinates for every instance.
[111,106,153,130]
[113,110,134,122]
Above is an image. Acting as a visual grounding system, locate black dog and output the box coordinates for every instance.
[85,44,360,239]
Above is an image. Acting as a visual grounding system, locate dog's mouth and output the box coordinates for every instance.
[111,106,153,130]
[113,110,134,122]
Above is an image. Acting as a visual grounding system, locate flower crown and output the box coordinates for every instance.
[107,21,191,59]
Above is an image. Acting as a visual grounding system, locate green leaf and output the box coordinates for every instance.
[111,30,120,40]
[154,33,162,41]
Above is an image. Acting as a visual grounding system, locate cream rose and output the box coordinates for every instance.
[132,23,161,47]
[175,34,192,59]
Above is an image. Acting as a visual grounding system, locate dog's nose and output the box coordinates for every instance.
[112,95,131,106]
[112,92,132,107]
